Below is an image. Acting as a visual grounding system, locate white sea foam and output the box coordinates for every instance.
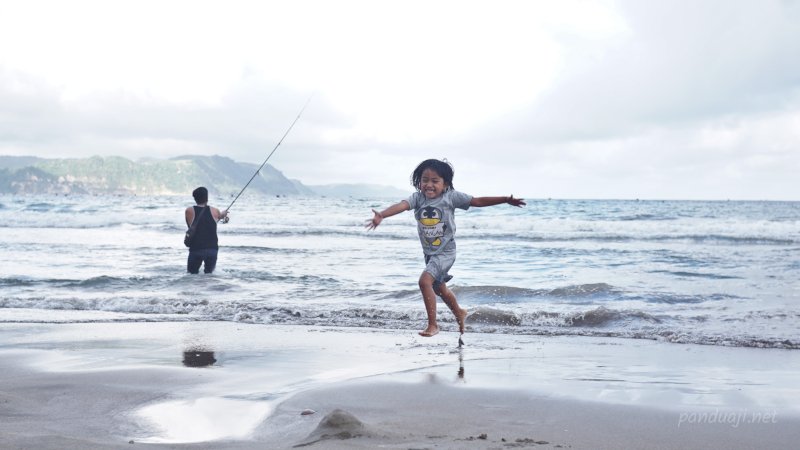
[1,195,798,349]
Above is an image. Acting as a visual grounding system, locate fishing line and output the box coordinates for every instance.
[224,95,313,214]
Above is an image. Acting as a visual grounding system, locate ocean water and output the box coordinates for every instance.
[0,194,798,349]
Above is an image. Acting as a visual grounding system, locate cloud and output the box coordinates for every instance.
[444,0,800,199]
[1,0,799,199]
[495,0,800,141]
[0,66,328,157]
[0,69,70,145]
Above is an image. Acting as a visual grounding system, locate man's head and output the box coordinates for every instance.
[192,187,209,204]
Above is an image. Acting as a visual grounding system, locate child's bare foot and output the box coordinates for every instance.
[456,308,468,334]
[419,325,439,337]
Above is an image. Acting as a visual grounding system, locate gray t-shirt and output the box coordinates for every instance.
[407,189,473,255]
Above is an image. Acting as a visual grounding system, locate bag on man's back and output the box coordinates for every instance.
[183,229,194,247]
[184,206,208,247]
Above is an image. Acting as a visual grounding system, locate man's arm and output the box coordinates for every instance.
[185,207,194,227]
[212,207,229,223]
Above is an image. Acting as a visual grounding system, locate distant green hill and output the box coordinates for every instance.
[0,155,315,196]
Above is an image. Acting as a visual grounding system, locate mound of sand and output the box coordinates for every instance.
[294,409,370,447]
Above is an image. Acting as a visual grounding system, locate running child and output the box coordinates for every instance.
[366,159,526,337]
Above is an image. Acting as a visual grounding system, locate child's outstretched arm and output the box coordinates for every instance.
[365,200,411,230]
[470,195,526,208]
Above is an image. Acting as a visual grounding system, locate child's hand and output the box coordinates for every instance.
[507,195,526,207]
[365,209,383,230]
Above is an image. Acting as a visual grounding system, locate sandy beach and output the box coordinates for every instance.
[1,320,799,449]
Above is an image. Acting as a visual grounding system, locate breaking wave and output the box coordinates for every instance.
[2,295,796,349]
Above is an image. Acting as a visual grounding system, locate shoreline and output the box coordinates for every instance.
[1,321,799,449]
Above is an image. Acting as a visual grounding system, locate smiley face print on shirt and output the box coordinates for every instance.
[416,205,446,247]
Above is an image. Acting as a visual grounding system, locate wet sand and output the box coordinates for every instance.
[1,321,799,449]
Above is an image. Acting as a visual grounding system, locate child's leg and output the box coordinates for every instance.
[435,282,468,334]
[418,272,440,337]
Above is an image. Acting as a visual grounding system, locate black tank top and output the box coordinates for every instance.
[190,206,218,250]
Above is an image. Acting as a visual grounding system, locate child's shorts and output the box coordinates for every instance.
[424,249,456,293]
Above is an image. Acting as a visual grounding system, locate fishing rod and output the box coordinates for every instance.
[223,96,312,214]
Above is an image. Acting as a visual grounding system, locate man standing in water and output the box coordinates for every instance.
[185,187,229,274]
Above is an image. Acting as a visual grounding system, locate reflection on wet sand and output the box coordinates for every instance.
[182,350,216,367]
[457,347,465,380]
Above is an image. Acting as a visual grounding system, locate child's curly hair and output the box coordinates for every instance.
[411,159,455,192]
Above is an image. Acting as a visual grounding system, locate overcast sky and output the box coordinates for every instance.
[1,0,799,200]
